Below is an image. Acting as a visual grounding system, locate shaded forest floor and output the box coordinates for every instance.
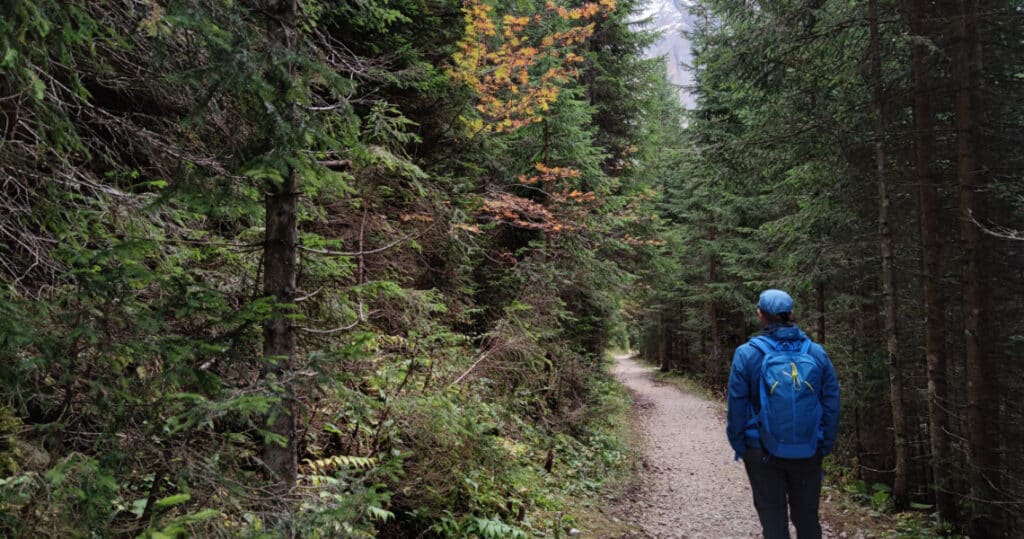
[572,354,905,539]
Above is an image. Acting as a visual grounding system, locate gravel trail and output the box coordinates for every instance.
[609,353,763,538]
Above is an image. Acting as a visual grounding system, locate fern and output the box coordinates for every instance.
[302,454,376,474]
[472,516,528,539]
[301,455,377,485]
[365,505,395,522]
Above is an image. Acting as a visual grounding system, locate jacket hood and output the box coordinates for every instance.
[762,324,806,342]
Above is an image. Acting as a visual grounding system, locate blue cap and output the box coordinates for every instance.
[758,289,793,315]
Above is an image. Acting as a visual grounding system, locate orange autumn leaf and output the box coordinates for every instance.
[447,0,614,135]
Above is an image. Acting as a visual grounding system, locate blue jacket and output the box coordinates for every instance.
[726,324,840,460]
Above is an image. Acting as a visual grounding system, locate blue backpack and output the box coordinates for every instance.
[750,336,823,459]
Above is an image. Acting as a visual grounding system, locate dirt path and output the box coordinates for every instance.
[607,354,765,538]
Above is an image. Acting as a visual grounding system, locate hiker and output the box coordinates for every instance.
[726,289,841,539]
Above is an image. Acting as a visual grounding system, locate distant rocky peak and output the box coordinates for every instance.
[633,0,695,107]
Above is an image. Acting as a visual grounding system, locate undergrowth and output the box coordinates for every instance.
[0,0,665,536]
[824,458,967,539]
[380,353,638,538]
[554,353,639,538]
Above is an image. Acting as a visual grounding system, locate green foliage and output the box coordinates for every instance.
[0,406,19,477]
[139,508,221,539]
[9,454,119,535]
[634,0,1024,534]
[847,480,892,512]
[1,0,672,535]
[888,513,964,539]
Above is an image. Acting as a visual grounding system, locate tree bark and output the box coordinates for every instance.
[658,314,668,372]
[954,1,1000,534]
[869,0,908,510]
[260,0,300,493]
[909,0,958,525]
[815,281,825,344]
[706,216,720,377]
[262,174,299,490]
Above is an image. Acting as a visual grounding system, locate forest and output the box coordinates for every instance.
[0,0,1021,537]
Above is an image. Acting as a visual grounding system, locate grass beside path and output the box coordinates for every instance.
[556,351,642,538]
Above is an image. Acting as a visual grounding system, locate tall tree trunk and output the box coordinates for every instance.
[909,0,958,525]
[263,177,299,490]
[706,216,720,377]
[261,0,300,493]
[681,331,690,372]
[869,0,908,510]
[954,1,1000,534]
[658,315,668,372]
[669,329,679,372]
[815,281,825,344]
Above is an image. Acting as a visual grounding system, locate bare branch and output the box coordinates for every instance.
[318,159,352,170]
[294,288,322,302]
[969,210,1024,241]
[297,311,380,334]
[121,235,263,249]
[450,350,493,386]
[297,224,434,257]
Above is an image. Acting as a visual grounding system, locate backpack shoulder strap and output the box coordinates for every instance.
[799,338,812,355]
[749,336,776,356]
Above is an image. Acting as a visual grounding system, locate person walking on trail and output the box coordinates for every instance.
[726,289,841,539]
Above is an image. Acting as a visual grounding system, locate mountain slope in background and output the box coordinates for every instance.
[635,0,695,108]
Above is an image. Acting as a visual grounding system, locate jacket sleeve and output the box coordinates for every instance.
[726,345,752,460]
[816,345,841,456]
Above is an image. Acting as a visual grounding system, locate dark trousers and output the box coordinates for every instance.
[742,447,822,539]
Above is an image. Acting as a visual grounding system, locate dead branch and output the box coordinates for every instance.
[297,223,434,257]
[318,159,352,170]
[970,210,1024,241]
